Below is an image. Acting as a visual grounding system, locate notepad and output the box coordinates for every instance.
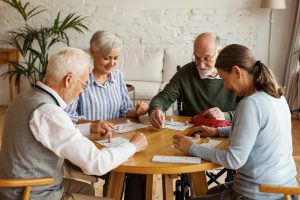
[152,155,201,164]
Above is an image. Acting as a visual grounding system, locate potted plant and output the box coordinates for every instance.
[1,0,88,87]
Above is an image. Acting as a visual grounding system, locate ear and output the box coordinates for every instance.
[63,74,73,88]
[232,65,242,79]
[89,48,95,58]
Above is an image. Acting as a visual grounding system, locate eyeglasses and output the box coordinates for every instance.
[65,74,89,89]
[76,77,89,90]
[192,51,217,64]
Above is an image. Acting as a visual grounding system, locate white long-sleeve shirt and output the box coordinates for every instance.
[29,82,136,176]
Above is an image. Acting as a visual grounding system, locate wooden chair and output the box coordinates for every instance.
[259,185,300,200]
[0,177,55,200]
[259,156,300,200]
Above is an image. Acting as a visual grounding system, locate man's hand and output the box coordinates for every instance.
[173,134,193,154]
[187,125,219,137]
[150,109,165,129]
[130,132,148,152]
[90,121,113,139]
[135,101,149,116]
[203,107,225,120]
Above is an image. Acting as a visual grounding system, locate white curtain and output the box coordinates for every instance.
[283,0,300,119]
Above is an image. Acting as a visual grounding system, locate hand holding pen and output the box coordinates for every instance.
[90,121,113,142]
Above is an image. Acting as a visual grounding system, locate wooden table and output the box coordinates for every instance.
[0,49,19,101]
[91,116,228,200]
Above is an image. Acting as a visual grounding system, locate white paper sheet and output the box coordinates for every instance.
[113,122,148,133]
[96,137,129,148]
[163,120,194,131]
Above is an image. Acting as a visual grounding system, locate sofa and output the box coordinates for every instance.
[116,47,193,109]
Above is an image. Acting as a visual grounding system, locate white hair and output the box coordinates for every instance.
[90,31,123,54]
[45,47,92,83]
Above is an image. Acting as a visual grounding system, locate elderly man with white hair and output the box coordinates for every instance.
[0,47,148,200]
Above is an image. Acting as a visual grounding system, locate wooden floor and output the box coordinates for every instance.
[0,106,299,199]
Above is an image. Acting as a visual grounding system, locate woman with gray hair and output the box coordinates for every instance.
[65,31,147,200]
[66,30,148,122]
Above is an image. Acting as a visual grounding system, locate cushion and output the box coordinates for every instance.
[163,47,193,83]
[117,47,164,83]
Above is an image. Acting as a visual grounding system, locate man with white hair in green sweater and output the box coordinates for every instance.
[149,32,239,128]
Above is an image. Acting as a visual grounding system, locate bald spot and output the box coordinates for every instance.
[193,32,217,57]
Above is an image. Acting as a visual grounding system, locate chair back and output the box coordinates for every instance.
[259,185,300,200]
[259,156,300,200]
[0,177,54,200]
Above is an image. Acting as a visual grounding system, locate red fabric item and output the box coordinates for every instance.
[191,109,231,127]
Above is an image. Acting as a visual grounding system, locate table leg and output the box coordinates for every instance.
[145,174,153,200]
[162,174,174,200]
[189,171,208,196]
[106,171,125,200]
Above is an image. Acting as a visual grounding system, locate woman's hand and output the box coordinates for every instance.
[173,134,193,154]
[127,101,149,118]
[135,101,149,116]
[187,125,219,137]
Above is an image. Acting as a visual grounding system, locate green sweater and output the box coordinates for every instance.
[149,62,239,122]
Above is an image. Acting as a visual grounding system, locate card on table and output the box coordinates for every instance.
[152,155,201,164]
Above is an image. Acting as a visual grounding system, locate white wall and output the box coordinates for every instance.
[270,0,295,83]
[0,0,294,105]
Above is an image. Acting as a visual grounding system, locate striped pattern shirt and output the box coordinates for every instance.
[65,69,133,121]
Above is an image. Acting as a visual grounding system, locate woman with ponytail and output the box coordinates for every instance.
[173,44,298,199]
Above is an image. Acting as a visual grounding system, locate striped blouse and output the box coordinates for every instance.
[65,69,133,121]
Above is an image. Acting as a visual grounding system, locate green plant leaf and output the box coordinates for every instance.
[1,0,88,87]
[2,0,45,22]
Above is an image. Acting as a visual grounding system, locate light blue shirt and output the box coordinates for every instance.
[189,91,298,199]
[65,69,133,121]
